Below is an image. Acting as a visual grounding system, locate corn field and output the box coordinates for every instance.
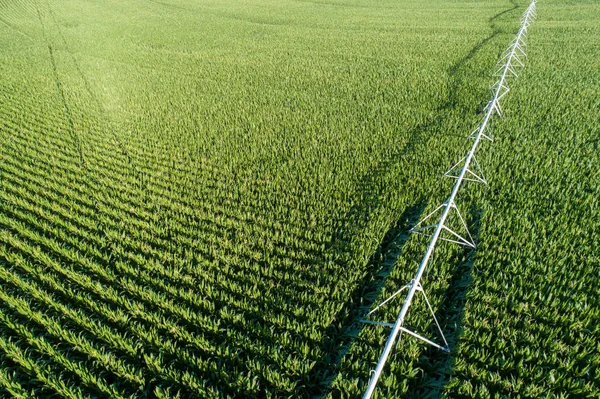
[0,0,598,398]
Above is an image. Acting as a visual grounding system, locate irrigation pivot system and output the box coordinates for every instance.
[360,1,537,397]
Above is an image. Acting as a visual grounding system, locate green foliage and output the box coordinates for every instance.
[0,0,597,398]
[330,1,600,398]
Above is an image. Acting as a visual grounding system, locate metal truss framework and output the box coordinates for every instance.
[361,1,537,397]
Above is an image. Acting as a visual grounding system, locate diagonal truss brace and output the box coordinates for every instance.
[468,124,493,142]
[410,201,476,248]
[445,155,488,185]
[360,281,449,353]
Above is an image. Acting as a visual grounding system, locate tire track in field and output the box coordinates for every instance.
[42,1,169,270]
[44,1,136,167]
[34,1,87,169]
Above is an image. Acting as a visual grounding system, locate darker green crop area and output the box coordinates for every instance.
[0,0,597,398]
